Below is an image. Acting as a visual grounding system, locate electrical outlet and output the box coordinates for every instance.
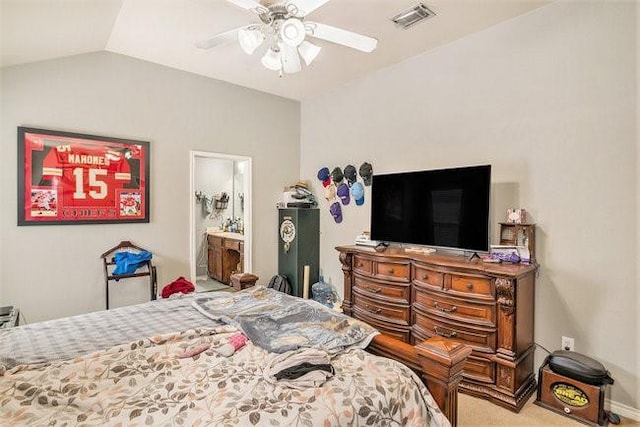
[561,336,575,351]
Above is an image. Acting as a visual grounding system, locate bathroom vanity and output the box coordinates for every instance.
[207,231,244,285]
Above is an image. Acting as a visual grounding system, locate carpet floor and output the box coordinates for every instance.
[458,393,637,426]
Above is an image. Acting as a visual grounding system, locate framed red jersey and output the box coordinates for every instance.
[18,127,150,225]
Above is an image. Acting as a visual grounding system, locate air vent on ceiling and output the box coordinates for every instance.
[391,4,436,29]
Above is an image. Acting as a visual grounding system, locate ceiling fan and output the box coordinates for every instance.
[195,0,378,75]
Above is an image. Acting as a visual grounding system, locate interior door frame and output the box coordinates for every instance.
[189,150,252,284]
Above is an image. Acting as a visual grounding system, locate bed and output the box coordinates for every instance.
[0,287,470,426]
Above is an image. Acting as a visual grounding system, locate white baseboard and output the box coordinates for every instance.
[607,399,640,421]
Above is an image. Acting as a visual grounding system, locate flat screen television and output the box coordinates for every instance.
[370,165,491,252]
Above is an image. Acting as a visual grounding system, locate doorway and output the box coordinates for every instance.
[189,151,252,289]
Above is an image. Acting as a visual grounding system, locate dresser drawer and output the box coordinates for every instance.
[224,239,241,251]
[353,255,373,276]
[353,309,411,343]
[412,328,496,384]
[449,274,493,298]
[374,261,410,282]
[354,276,410,304]
[413,309,496,353]
[463,355,496,384]
[413,288,496,326]
[353,292,410,325]
[413,264,444,290]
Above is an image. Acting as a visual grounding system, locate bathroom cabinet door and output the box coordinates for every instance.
[208,235,223,281]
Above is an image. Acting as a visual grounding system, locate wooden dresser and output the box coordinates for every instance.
[337,245,537,412]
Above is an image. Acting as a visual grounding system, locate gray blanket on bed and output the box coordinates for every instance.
[0,294,223,370]
[192,287,378,353]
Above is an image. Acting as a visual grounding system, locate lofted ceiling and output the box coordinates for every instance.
[0,0,549,101]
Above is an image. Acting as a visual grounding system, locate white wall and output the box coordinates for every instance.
[301,1,637,411]
[0,51,300,320]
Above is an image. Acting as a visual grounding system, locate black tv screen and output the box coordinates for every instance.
[370,165,491,252]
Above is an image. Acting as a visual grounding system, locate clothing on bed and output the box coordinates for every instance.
[193,286,378,353]
[274,362,334,380]
[265,347,334,390]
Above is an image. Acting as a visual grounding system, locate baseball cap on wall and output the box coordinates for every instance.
[331,167,344,184]
[359,162,373,186]
[343,165,357,186]
[329,201,343,223]
[351,182,365,206]
[324,183,337,202]
[337,183,350,205]
[317,167,331,187]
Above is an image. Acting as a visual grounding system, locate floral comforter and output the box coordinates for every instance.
[0,325,449,426]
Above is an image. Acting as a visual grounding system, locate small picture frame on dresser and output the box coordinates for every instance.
[506,208,526,224]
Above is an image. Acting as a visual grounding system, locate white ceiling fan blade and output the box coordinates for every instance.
[195,27,242,49]
[306,21,378,53]
[291,0,330,17]
[226,0,268,14]
[279,43,302,73]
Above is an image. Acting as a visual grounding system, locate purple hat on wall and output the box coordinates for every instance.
[329,201,343,223]
[351,182,365,206]
[337,183,350,205]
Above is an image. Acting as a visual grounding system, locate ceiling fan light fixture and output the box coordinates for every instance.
[280,43,302,73]
[280,18,306,47]
[298,40,321,66]
[261,48,282,71]
[238,27,264,54]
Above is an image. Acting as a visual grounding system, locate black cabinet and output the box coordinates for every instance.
[278,209,319,297]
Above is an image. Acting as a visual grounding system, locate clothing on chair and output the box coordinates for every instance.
[112,251,152,275]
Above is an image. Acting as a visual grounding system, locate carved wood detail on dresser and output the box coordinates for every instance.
[337,245,537,412]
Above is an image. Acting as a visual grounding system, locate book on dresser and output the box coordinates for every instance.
[337,245,537,412]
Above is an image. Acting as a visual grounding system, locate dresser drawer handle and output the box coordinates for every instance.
[466,282,474,290]
[388,268,394,274]
[367,306,382,315]
[434,302,457,313]
[367,287,382,293]
[422,274,428,280]
[434,326,457,338]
